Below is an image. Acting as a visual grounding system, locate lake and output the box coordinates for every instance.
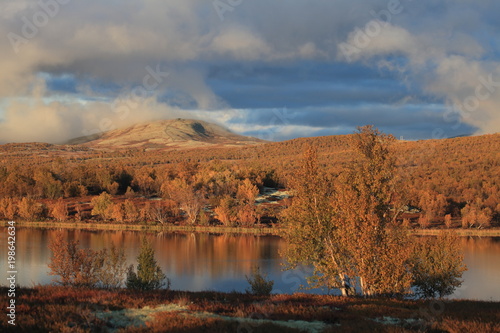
[1,228,499,301]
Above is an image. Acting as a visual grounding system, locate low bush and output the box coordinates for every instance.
[245,266,274,296]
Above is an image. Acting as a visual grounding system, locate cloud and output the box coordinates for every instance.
[0,0,498,143]
[338,14,500,136]
[0,93,186,144]
[210,27,272,61]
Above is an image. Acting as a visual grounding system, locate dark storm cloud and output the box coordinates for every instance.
[208,62,413,109]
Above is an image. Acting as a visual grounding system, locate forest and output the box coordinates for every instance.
[0,132,498,229]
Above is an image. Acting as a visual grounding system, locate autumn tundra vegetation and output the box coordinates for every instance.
[0,126,498,230]
[1,125,499,332]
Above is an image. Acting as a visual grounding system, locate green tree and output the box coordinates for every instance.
[245,266,274,296]
[126,237,169,291]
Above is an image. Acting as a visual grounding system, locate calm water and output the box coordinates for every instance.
[1,228,499,301]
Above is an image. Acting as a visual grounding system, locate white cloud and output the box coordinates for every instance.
[0,0,499,143]
[339,17,500,135]
[210,27,271,60]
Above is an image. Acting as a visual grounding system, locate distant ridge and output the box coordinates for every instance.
[67,118,265,150]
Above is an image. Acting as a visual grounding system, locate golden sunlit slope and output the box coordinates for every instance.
[67,118,265,150]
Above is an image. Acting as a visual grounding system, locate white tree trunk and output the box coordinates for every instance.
[359,276,372,296]
[339,273,352,296]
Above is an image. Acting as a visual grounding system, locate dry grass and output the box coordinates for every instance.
[4,221,281,235]
[1,286,498,332]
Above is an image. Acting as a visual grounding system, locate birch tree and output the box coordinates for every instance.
[282,147,352,295]
[283,126,466,298]
[334,126,413,296]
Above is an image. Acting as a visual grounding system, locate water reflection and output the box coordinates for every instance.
[0,228,498,300]
[450,236,500,301]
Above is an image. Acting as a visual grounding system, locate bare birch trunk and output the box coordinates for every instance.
[339,273,351,296]
[360,276,371,296]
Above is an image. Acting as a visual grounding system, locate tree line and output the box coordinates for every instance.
[0,130,498,228]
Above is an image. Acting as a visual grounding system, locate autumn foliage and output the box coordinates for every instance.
[283,126,467,298]
[48,232,127,288]
[0,130,497,228]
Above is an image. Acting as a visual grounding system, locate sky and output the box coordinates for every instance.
[1,0,499,143]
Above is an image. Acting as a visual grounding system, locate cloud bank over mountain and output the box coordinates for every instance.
[0,0,499,143]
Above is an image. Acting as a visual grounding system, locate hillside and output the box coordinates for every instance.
[68,118,264,150]
[0,128,498,229]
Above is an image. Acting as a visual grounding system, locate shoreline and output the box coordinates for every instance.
[0,220,282,235]
[2,220,500,236]
[408,228,500,237]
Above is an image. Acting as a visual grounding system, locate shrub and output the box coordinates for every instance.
[198,209,210,226]
[124,199,140,222]
[418,215,430,229]
[48,233,126,288]
[245,266,274,296]
[91,192,113,219]
[237,203,257,227]
[0,197,18,220]
[97,243,127,289]
[411,231,467,298]
[126,237,169,291]
[477,208,492,228]
[444,214,453,228]
[214,195,238,226]
[110,202,126,222]
[51,198,68,221]
[18,197,43,221]
[48,233,103,287]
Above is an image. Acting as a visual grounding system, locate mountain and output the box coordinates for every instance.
[68,119,265,150]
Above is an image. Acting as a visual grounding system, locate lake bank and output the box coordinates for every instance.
[3,220,500,236]
[1,220,281,235]
[1,285,498,332]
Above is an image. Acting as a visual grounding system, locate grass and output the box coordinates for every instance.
[409,228,500,237]
[3,220,500,237]
[1,286,499,332]
[0,220,282,235]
